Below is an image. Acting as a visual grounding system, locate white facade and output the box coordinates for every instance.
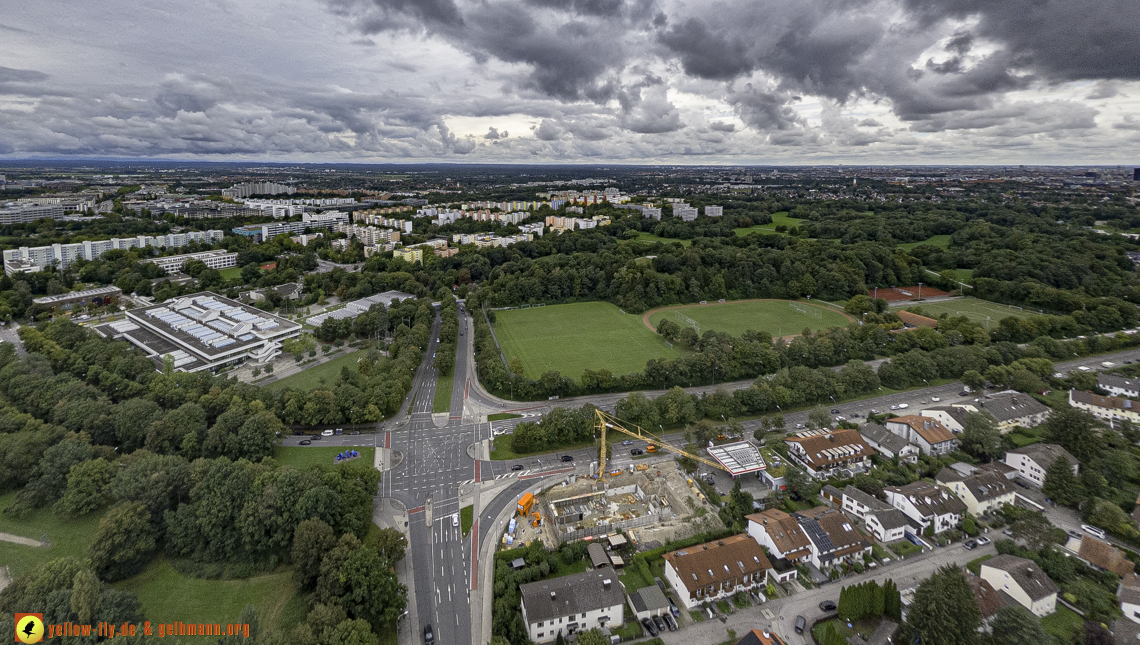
[865,513,908,543]
[2,230,225,272]
[1003,449,1079,488]
[525,604,622,643]
[884,484,963,534]
[980,561,1057,617]
[704,205,723,217]
[940,479,1016,515]
[145,250,238,273]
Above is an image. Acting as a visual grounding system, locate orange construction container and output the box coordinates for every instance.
[517,492,534,517]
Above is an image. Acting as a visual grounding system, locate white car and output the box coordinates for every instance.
[1081,524,1107,540]
[889,405,899,411]
[897,403,909,409]
[930,397,940,402]
[452,513,459,528]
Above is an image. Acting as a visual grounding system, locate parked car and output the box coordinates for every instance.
[959,391,970,396]
[334,428,343,435]
[830,408,841,414]
[652,615,665,633]
[667,596,680,617]
[897,403,909,409]
[640,618,658,637]
[869,409,881,414]
[975,537,991,546]
[299,439,312,445]
[963,539,977,550]
[795,616,806,634]
[819,600,837,612]
[1003,528,1014,536]
[351,430,360,435]
[560,455,574,462]
[795,423,806,429]
[424,625,434,645]
[931,397,941,402]
[631,449,643,455]
[889,405,899,410]
[321,429,334,437]
[622,440,634,446]
[511,464,524,471]
[663,613,677,631]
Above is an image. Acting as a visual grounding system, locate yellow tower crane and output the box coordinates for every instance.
[593,409,730,478]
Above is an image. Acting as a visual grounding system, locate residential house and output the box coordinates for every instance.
[1099,373,1140,399]
[627,586,670,622]
[1003,444,1079,488]
[746,509,813,565]
[945,461,1018,481]
[935,468,1016,515]
[884,481,966,534]
[840,486,910,543]
[920,406,970,433]
[859,423,920,463]
[519,567,625,643]
[884,415,958,456]
[966,574,1009,628]
[784,428,874,479]
[1068,389,1140,426]
[734,629,788,645]
[1120,572,1140,624]
[793,507,873,570]
[974,391,1051,432]
[979,555,1058,617]
[662,534,772,609]
[1077,536,1135,577]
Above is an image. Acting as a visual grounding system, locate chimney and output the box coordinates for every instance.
[550,591,556,600]
[603,579,611,591]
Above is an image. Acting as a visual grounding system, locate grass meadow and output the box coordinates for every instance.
[647,299,852,338]
[900,296,1045,329]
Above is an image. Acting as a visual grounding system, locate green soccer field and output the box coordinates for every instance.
[647,300,852,338]
[897,296,1045,327]
[492,302,682,380]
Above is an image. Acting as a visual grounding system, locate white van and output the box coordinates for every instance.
[1081,524,1107,540]
[321,429,334,437]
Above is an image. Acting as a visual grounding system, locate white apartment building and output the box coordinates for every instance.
[0,203,64,224]
[303,211,350,226]
[2,230,225,274]
[520,568,625,643]
[144,250,238,273]
[704,205,723,217]
[1003,444,1079,488]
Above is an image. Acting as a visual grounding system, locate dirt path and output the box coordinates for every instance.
[640,298,857,334]
[0,532,40,547]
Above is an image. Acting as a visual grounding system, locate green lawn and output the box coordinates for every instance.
[1042,606,1083,642]
[966,554,993,575]
[734,211,806,237]
[897,296,1045,328]
[897,235,952,251]
[890,541,922,557]
[490,437,596,461]
[0,491,108,577]
[115,559,302,633]
[434,373,453,413]
[487,413,521,422]
[274,446,375,470]
[493,302,682,381]
[460,505,473,537]
[637,232,691,246]
[647,300,852,338]
[220,267,243,281]
[265,351,370,391]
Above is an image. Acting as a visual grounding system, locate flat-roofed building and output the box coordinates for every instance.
[144,250,238,274]
[33,286,122,310]
[0,202,63,224]
[707,441,767,478]
[91,292,301,372]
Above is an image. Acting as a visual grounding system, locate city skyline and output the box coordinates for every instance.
[1,0,1138,164]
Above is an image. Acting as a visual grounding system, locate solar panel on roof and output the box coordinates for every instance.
[238,334,255,341]
[212,338,235,348]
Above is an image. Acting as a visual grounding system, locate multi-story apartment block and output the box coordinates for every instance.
[3,230,225,274]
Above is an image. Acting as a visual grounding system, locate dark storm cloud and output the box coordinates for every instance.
[324,0,463,31]
[657,18,754,80]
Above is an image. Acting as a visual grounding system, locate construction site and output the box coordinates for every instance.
[500,461,725,551]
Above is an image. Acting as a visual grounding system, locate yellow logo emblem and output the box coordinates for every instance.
[14,614,43,644]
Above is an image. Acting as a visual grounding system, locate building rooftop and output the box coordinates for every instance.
[981,554,1059,601]
[519,567,625,624]
[977,392,1050,422]
[1078,536,1134,577]
[795,507,868,556]
[33,285,122,305]
[746,509,812,557]
[588,543,611,569]
[842,485,891,512]
[707,441,767,475]
[1098,372,1140,392]
[1007,443,1078,468]
[629,585,669,614]
[305,290,415,327]
[885,481,967,517]
[662,534,772,594]
[935,468,1015,502]
[1120,572,1140,607]
[735,629,788,645]
[1070,389,1136,412]
[784,428,874,469]
[967,575,1008,619]
[888,415,957,445]
[870,508,911,530]
[859,423,913,454]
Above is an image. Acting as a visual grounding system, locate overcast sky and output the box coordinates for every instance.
[1,0,1138,164]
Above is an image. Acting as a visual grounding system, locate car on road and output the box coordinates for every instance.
[795,423,806,429]
[830,408,841,414]
[1003,528,1014,536]
[321,429,334,437]
[560,455,574,462]
[452,513,459,528]
[819,600,837,612]
[795,616,806,634]
[424,625,434,645]
[897,403,909,409]
[835,415,846,421]
[622,440,634,446]
[975,537,991,546]
[351,430,360,435]
[1081,524,1107,540]
[931,396,941,402]
[1127,360,1134,365]
[963,539,977,550]
[1068,529,1082,540]
[299,439,311,445]
[310,434,322,440]
[640,618,658,637]
[960,391,970,396]
[511,464,523,471]
[869,408,881,414]
[631,448,643,455]
[335,428,343,435]
[889,404,899,410]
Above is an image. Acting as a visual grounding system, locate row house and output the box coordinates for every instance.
[662,535,772,609]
